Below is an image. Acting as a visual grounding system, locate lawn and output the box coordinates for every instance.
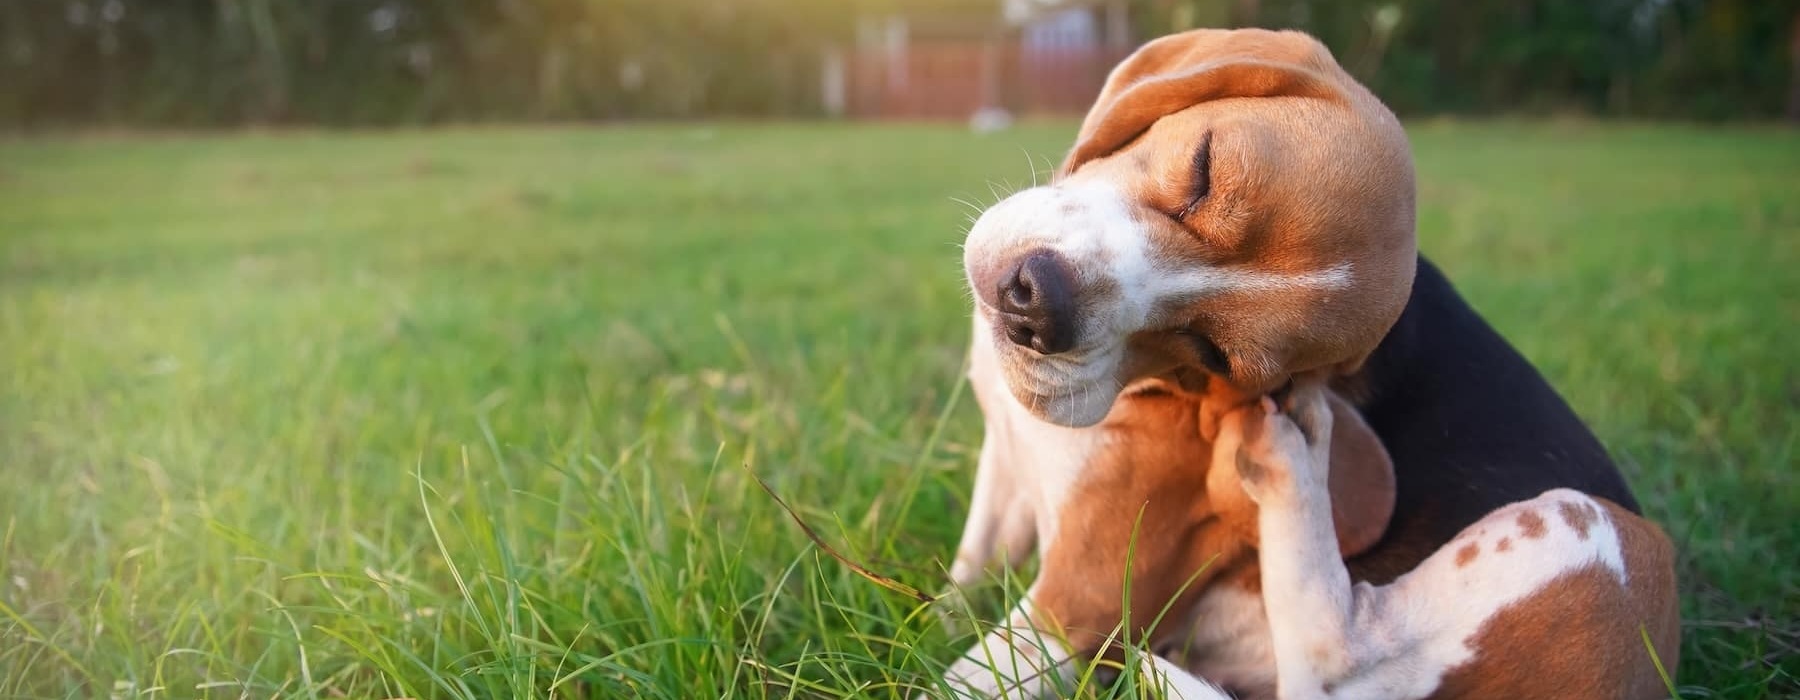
[1,121,1795,698]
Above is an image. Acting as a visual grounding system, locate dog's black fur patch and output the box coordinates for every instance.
[1342,256,1638,583]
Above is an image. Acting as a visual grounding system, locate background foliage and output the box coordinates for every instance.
[3,0,1797,127]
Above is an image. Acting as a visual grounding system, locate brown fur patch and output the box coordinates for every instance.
[1558,501,1596,540]
[1030,389,1256,651]
[1496,537,1511,552]
[1454,542,1480,567]
[1321,392,1396,558]
[1432,499,1680,699]
[1516,511,1547,539]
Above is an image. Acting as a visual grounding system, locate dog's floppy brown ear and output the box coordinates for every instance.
[1061,28,1349,176]
[1325,392,1394,557]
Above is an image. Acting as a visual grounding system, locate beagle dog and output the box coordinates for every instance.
[932,28,1679,699]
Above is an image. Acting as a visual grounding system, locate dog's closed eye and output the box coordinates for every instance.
[1173,328,1230,375]
[1175,130,1214,221]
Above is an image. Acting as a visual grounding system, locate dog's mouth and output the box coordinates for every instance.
[1006,379,1119,427]
[978,317,1127,427]
[985,320,1258,428]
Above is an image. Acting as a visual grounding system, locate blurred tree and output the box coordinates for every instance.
[0,0,1792,126]
[1790,8,1800,120]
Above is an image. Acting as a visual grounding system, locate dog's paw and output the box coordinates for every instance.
[1223,385,1331,504]
[1222,397,1293,503]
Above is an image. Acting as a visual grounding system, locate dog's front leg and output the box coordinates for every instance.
[934,431,1038,639]
[947,429,1038,588]
[949,329,1042,590]
[1221,388,1386,699]
[932,595,1075,699]
[933,594,1233,700]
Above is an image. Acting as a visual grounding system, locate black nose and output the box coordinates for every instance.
[994,250,1078,355]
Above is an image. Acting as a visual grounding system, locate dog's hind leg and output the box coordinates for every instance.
[1224,385,1680,700]
[1218,389,1369,699]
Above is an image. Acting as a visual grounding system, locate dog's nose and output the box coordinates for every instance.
[993,250,1078,355]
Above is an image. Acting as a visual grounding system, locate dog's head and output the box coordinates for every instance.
[964,28,1416,427]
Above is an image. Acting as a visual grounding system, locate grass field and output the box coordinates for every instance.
[2,121,1796,698]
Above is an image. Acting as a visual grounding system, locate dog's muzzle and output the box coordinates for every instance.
[972,249,1080,356]
[962,183,1147,427]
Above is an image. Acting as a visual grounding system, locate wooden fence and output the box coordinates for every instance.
[845,41,1130,120]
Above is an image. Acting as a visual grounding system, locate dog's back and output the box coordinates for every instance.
[1342,256,1642,583]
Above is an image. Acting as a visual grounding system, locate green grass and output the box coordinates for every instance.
[1,120,1795,698]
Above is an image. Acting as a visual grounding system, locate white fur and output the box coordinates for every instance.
[1230,395,1634,700]
[934,593,1234,700]
[1140,654,1238,700]
[935,597,1078,699]
[1153,262,1352,300]
[963,181,1352,427]
[1166,585,1278,696]
[950,314,1110,586]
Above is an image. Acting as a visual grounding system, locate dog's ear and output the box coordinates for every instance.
[1325,392,1395,558]
[1061,28,1348,176]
